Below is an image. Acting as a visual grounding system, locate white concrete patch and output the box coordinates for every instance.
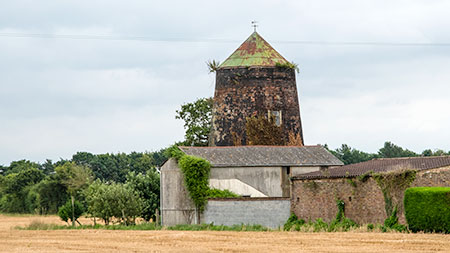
[209,179,267,197]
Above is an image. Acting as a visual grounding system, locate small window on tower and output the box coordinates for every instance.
[268,110,282,126]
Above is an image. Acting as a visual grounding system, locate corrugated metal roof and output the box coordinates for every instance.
[292,156,450,180]
[179,145,343,167]
[219,32,289,68]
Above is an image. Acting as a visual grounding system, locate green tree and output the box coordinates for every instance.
[126,170,160,221]
[151,149,169,168]
[84,180,143,225]
[2,160,40,175]
[421,149,449,156]
[176,97,213,146]
[84,180,113,225]
[0,167,44,213]
[58,199,84,225]
[56,162,93,226]
[72,151,160,183]
[34,176,69,214]
[331,144,376,165]
[41,159,56,175]
[378,141,417,158]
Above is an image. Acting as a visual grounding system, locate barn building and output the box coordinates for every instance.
[290,156,450,225]
[160,145,342,227]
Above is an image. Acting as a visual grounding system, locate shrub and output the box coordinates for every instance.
[381,205,407,232]
[283,200,358,232]
[206,188,239,198]
[329,217,358,232]
[404,187,450,233]
[283,213,305,231]
[313,218,328,232]
[58,199,84,225]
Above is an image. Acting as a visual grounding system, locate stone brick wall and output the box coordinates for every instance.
[210,66,303,146]
[291,166,450,224]
[202,197,290,228]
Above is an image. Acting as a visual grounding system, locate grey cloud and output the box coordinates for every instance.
[1,0,449,165]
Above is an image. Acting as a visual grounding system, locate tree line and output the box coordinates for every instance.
[327,142,450,165]
[0,150,166,224]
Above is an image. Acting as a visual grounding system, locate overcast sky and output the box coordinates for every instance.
[1,0,449,165]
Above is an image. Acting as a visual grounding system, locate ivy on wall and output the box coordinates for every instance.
[179,155,211,212]
[166,145,238,214]
[373,170,417,217]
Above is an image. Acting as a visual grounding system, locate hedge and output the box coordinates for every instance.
[404,187,450,233]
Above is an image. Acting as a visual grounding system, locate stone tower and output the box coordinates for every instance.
[210,32,303,146]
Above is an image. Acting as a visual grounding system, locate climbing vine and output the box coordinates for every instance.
[304,181,319,191]
[166,145,238,214]
[178,155,211,212]
[373,170,417,216]
[356,171,373,183]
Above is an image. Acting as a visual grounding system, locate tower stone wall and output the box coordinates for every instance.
[210,66,303,146]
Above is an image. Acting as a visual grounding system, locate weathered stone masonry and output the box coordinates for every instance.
[291,166,450,224]
[211,66,302,146]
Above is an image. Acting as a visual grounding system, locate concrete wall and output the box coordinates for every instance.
[210,166,284,197]
[209,179,266,197]
[202,198,290,228]
[160,158,196,226]
[291,166,320,175]
[291,166,450,224]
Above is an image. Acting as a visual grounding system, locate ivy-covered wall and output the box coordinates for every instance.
[291,166,450,224]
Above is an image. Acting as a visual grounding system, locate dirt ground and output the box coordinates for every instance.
[1,215,449,253]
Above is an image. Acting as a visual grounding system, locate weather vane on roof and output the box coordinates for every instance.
[251,21,258,32]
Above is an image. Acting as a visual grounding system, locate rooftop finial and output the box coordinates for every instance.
[251,20,258,32]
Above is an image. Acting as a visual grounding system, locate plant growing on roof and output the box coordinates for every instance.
[206,59,221,73]
[275,61,300,73]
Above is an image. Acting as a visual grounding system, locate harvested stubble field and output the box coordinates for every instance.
[0,215,449,253]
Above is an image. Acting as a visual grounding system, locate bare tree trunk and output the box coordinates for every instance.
[196,206,200,225]
[71,195,75,227]
[122,209,126,225]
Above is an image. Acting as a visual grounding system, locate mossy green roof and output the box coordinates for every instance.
[219,32,289,68]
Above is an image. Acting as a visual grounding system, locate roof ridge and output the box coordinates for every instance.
[372,155,450,161]
[180,145,320,149]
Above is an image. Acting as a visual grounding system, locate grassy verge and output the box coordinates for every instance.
[16,220,162,231]
[166,223,271,231]
[16,221,271,231]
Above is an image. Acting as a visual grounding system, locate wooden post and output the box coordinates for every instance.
[155,209,160,226]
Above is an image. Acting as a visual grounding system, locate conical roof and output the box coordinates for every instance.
[219,32,289,68]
